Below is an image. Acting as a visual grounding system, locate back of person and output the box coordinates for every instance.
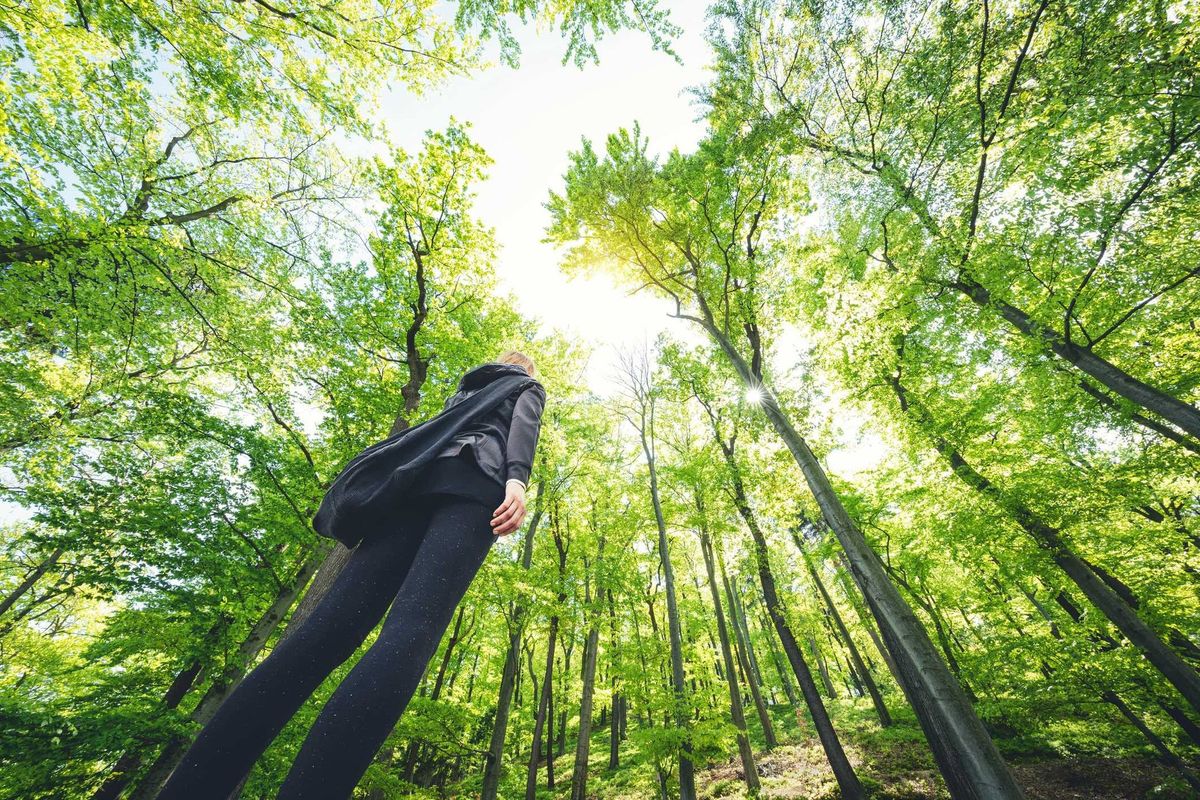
[413,358,546,503]
[158,350,548,800]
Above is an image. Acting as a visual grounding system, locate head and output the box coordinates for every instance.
[497,350,536,378]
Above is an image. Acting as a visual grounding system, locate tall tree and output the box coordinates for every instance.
[546,120,1024,799]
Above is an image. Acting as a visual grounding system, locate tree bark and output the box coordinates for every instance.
[809,636,837,699]
[130,551,323,800]
[570,537,606,800]
[628,370,697,800]
[90,618,226,800]
[480,495,545,800]
[716,541,777,748]
[528,618,559,796]
[949,273,1200,441]
[892,374,1200,716]
[862,155,1200,446]
[792,527,892,727]
[697,500,760,794]
[698,393,862,798]
[607,588,623,769]
[689,306,1022,800]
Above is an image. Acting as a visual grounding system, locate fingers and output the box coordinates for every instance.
[494,508,525,536]
[492,505,520,534]
[491,499,526,535]
[492,495,512,521]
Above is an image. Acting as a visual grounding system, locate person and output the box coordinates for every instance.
[156,351,546,799]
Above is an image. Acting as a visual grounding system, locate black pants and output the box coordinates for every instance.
[157,457,500,799]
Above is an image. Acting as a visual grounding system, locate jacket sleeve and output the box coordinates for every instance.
[506,384,546,486]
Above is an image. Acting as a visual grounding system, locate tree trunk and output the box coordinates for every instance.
[693,308,1023,800]
[866,158,1200,446]
[700,400,863,798]
[716,541,777,748]
[634,393,697,800]
[949,273,1200,442]
[570,537,606,800]
[607,588,623,770]
[527,615,559,799]
[697,503,760,794]
[547,659,557,789]
[570,625,601,800]
[90,618,227,800]
[729,482,862,797]
[759,610,800,708]
[1008,563,1200,791]
[480,497,545,800]
[809,636,836,699]
[129,551,323,800]
[892,375,1200,716]
[730,583,766,691]
[792,527,892,727]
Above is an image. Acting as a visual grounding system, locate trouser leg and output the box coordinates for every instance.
[156,505,434,800]
[275,495,497,799]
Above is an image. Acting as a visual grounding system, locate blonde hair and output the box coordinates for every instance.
[497,350,536,378]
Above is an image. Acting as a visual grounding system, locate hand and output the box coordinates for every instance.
[491,481,527,536]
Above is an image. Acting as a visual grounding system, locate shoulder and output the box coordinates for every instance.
[511,381,546,414]
[516,379,546,401]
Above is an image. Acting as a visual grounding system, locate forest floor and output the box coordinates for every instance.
[695,743,1196,800]
[500,705,1198,800]
[681,703,1199,800]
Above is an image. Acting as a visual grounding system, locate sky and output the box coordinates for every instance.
[375,2,717,395]
[370,3,886,476]
[0,2,881,528]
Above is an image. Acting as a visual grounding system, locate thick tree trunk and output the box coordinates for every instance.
[893,376,1200,716]
[694,311,1023,800]
[834,563,900,680]
[698,515,760,793]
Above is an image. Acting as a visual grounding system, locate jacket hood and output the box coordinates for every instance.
[456,361,531,392]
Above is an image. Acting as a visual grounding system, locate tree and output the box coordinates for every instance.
[546,120,1024,799]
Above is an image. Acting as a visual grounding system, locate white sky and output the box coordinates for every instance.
[372,5,884,475]
[0,2,881,528]
[375,2,715,395]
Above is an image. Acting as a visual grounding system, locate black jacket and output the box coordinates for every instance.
[312,362,544,548]
[433,364,547,487]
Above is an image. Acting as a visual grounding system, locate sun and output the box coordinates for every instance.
[745,387,764,404]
